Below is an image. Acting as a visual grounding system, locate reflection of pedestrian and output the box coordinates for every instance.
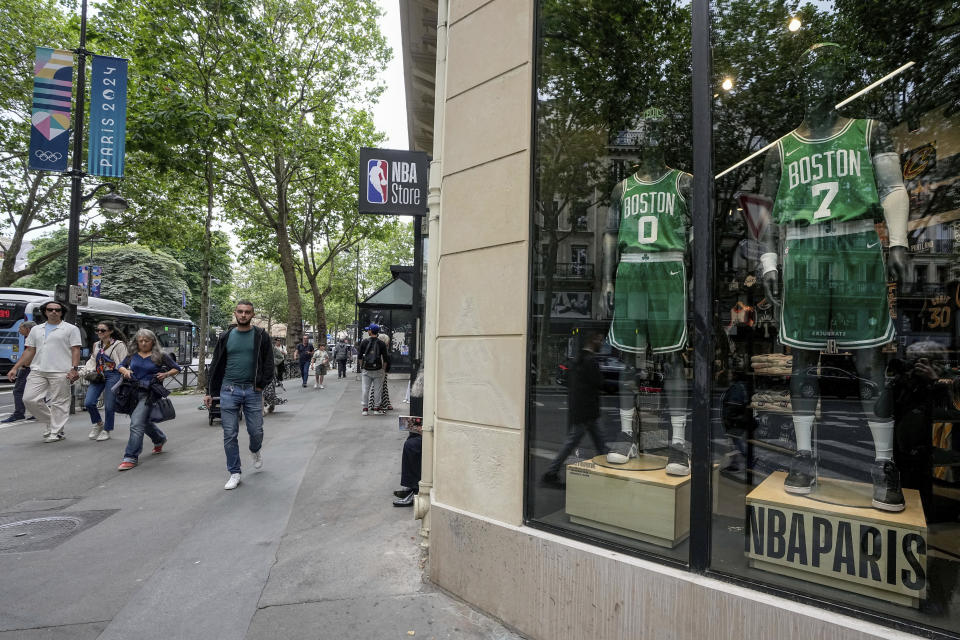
[542,330,609,485]
[295,335,314,387]
[20,302,82,442]
[2,321,36,423]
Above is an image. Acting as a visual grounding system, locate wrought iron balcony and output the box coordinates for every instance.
[536,262,595,280]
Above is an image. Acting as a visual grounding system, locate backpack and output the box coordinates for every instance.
[361,338,382,370]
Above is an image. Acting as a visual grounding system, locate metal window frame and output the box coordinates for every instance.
[523,0,960,637]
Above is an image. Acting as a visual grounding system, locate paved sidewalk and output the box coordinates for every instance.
[0,375,523,640]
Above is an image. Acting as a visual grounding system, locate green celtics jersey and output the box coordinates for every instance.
[617,169,689,253]
[772,119,882,226]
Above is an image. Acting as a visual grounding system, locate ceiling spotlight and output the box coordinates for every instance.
[721,78,734,91]
[788,17,802,31]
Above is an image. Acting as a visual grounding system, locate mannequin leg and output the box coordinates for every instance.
[663,351,690,476]
[784,349,819,494]
[607,351,643,464]
[854,347,904,512]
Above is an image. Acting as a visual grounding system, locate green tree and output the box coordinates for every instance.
[222,0,389,346]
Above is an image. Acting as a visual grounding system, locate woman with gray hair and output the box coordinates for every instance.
[115,329,180,471]
[1,320,37,423]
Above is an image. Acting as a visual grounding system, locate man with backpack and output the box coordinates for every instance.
[358,324,387,416]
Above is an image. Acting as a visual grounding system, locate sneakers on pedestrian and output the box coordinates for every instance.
[117,461,136,471]
[784,451,816,494]
[224,473,241,490]
[88,422,104,440]
[0,415,24,423]
[362,408,369,416]
[152,439,166,454]
[314,383,320,388]
[871,459,906,512]
[373,409,385,416]
[43,432,64,443]
[252,450,263,469]
[665,444,691,476]
[606,432,637,464]
[26,416,36,421]
[302,383,307,388]
[319,385,324,389]
[96,430,111,441]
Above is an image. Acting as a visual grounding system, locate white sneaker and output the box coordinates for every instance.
[319,385,324,389]
[43,432,65,443]
[252,450,263,469]
[88,423,104,439]
[224,473,241,490]
[96,430,111,441]
[314,383,320,388]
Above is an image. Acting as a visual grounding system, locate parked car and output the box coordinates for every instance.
[796,366,880,400]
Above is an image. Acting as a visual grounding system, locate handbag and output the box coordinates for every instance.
[149,397,177,423]
[84,371,105,384]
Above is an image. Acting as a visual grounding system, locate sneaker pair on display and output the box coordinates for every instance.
[783,451,905,512]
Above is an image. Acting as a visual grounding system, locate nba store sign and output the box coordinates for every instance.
[358,147,428,216]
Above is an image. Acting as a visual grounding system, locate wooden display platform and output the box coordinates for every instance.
[746,471,928,607]
[565,454,689,548]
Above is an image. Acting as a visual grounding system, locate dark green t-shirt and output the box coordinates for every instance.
[223,328,256,385]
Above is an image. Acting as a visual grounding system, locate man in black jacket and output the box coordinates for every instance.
[204,301,275,490]
[542,330,609,486]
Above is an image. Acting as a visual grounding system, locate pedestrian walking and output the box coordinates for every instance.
[2,321,37,423]
[334,337,351,379]
[115,329,180,470]
[358,324,387,416]
[312,344,330,389]
[81,321,128,441]
[295,334,314,388]
[204,301,275,490]
[17,301,81,442]
[273,337,287,383]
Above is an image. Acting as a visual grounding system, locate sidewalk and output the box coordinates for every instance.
[0,375,523,640]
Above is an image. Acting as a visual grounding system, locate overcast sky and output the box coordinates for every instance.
[372,0,409,150]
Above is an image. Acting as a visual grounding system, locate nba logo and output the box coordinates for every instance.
[367,159,388,204]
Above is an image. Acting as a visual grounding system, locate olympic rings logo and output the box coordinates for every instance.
[34,150,63,162]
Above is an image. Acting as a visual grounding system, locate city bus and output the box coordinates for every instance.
[0,288,196,374]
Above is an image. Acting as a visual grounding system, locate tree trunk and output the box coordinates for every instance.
[276,225,302,347]
[537,210,561,384]
[196,154,215,391]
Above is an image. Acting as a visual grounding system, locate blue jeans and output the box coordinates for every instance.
[123,393,167,463]
[220,383,264,474]
[84,370,121,430]
[299,360,310,384]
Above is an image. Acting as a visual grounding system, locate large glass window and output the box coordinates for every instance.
[527,0,694,560]
[709,0,960,633]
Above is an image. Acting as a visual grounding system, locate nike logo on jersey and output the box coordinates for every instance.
[784,147,801,157]
[867,241,880,249]
[669,270,681,276]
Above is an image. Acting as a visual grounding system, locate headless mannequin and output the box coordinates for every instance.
[602,116,692,473]
[759,44,910,510]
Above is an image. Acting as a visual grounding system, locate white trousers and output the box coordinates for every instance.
[23,371,72,436]
[361,368,385,410]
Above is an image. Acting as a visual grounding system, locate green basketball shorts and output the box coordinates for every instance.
[609,252,687,354]
[780,220,894,350]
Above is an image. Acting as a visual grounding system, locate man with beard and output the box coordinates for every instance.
[205,301,275,490]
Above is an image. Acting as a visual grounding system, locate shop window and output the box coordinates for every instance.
[528,0,693,562]
[709,0,960,633]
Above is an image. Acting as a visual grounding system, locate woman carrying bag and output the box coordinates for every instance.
[82,321,128,441]
[115,329,180,471]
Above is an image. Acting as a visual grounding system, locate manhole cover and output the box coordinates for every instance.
[0,516,83,551]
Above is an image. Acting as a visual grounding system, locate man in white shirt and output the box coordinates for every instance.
[13,301,82,442]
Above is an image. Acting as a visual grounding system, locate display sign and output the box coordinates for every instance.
[88,55,128,177]
[29,47,74,173]
[358,148,428,215]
